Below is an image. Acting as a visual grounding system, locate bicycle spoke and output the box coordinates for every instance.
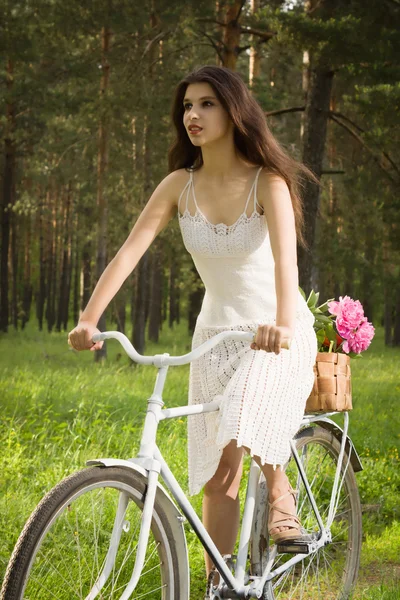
[90,485,106,588]
[33,548,82,597]
[134,583,168,599]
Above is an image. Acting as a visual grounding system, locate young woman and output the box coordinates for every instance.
[68,64,319,585]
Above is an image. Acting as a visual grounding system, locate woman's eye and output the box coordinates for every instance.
[183,101,213,110]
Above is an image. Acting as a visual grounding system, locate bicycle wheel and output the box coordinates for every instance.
[250,426,362,600]
[1,466,187,599]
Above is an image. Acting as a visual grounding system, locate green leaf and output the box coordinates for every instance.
[347,352,362,359]
[326,327,337,342]
[316,301,332,313]
[307,289,318,307]
[299,286,306,300]
[314,314,334,324]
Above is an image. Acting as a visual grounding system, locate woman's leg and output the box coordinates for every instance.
[202,440,244,577]
[243,446,295,535]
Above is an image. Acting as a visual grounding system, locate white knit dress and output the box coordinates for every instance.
[177,166,318,496]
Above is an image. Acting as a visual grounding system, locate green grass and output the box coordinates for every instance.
[0,321,399,598]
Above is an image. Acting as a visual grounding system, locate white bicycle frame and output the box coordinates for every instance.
[87,330,360,600]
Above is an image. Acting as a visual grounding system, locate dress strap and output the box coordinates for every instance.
[253,166,264,212]
[177,173,192,215]
[190,170,201,213]
[243,166,264,215]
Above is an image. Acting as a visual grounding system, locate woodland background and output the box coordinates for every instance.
[1,0,400,356]
[1,1,400,597]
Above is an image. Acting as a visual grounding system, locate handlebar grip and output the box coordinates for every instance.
[250,332,291,350]
[92,333,106,343]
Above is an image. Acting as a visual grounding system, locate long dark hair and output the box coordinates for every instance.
[168,64,320,250]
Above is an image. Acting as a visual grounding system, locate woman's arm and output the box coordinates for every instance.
[69,170,182,350]
[258,172,299,335]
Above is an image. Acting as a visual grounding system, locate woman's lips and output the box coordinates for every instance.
[189,127,203,135]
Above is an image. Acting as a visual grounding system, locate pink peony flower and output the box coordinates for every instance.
[342,318,375,354]
[328,295,365,338]
[326,295,375,354]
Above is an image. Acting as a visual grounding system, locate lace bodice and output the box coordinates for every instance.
[178,167,267,258]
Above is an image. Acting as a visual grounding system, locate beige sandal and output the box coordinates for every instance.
[268,486,303,544]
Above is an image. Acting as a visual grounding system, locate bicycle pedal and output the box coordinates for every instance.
[277,537,317,555]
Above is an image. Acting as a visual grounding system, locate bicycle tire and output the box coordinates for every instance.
[1,466,187,600]
[250,426,362,600]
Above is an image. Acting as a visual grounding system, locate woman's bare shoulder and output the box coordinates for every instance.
[257,168,289,209]
[259,168,287,185]
[158,168,191,208]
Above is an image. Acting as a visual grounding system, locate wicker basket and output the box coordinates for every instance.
[305,352,352,413]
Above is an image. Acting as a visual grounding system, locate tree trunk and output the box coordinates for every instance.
[57,183,72,331]
[10,210,18,329]
[393,282,400,346]
[248,0,260,89]
[384,281,393,346]
[21,214,33,329]
[169,248,179,328]
[130,267,138,337]
[63,220,73,332]
[114,287,127,334]
[72,212,80,325]
[221,1,243,69]
[298,0,340,293]
[0,58,16,332]
[131,1,159,356]
[148,240,163,342]
[46,186,58,333]
[37,196,47,330]
[176,285,180,324]
[361,224,374,323]
[298,62,334,293]
[81,239,92,312]
[132,251,149,355]
[94,25,112,361]
[188,264,204,335]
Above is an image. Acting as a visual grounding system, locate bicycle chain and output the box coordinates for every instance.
[204,566,217,599]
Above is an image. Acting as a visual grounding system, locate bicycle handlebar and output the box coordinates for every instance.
[92,330,291,368]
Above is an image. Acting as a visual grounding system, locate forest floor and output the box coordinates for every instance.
[0,320,399,599]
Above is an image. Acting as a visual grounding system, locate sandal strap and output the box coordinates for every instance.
[268,487,298,510]
[268,514,301,529]
[268,487,301,532]
[268,506,300,521]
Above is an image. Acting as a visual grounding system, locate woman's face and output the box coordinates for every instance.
[182,82,234,146]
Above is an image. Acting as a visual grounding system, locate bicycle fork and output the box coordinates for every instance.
[85,465,160,600]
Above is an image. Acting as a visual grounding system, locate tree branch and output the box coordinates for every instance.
[234,0,248,23]
[239,26,276,40]
[264,105,399,182]
[195,17,277,41]
[329,113,399,181]
[195,29,225,63]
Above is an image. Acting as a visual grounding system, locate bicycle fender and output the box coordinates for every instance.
[87,458,190,593]
[297,422,363,472]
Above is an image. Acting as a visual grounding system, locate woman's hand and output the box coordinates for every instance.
[68,321,103,352]
[250,324,293,354]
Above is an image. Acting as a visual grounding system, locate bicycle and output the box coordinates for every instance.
[1,329,363,600]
